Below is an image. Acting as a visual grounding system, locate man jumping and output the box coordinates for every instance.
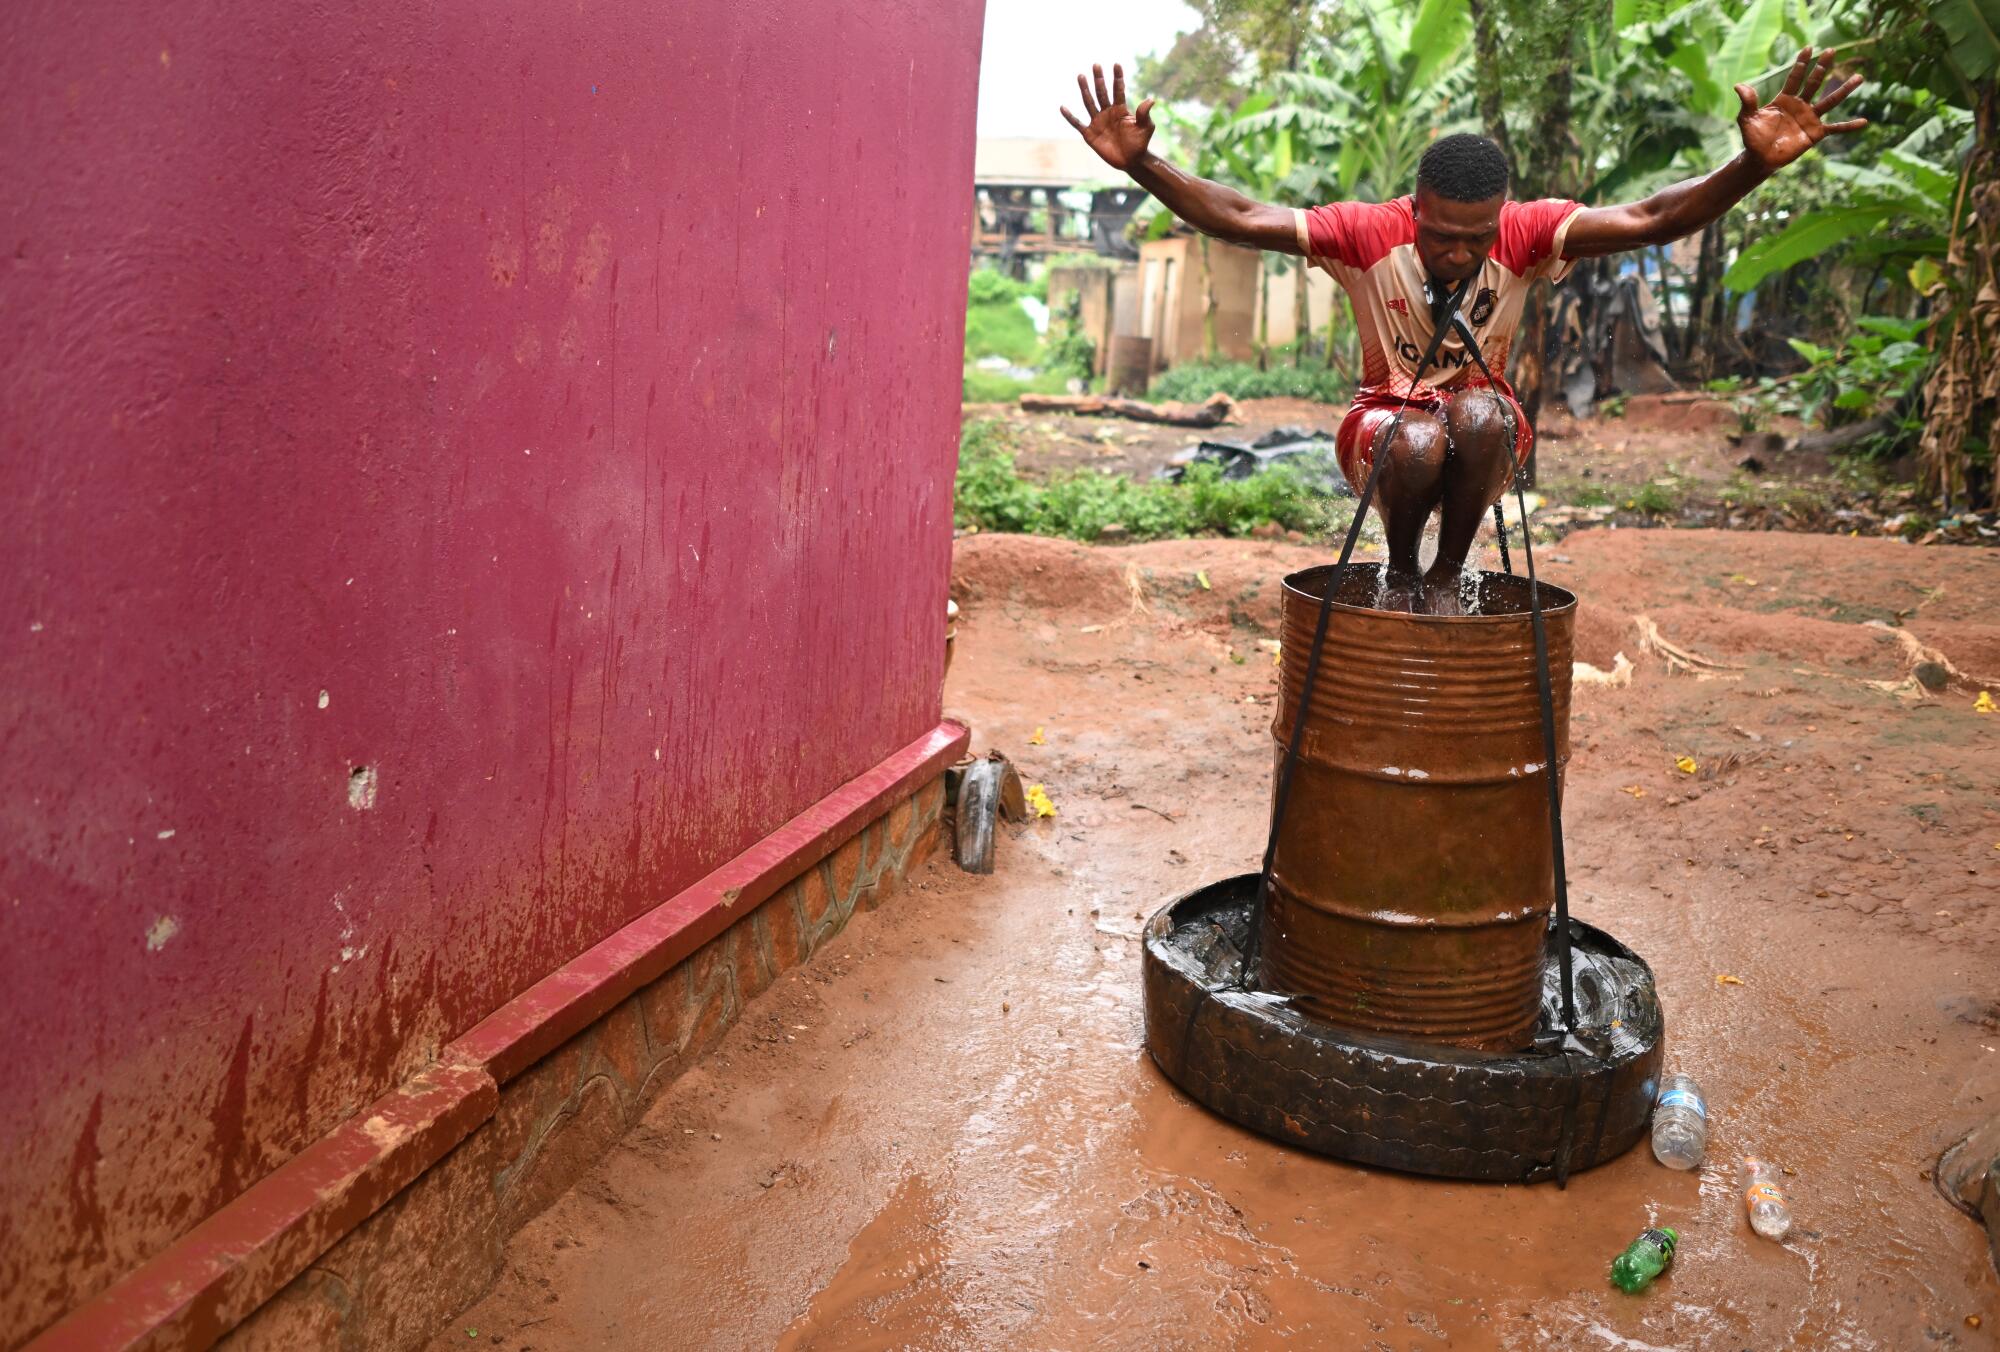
[1064,52,1866,612]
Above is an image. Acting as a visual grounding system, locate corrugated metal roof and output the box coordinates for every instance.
[974,136,1110,186]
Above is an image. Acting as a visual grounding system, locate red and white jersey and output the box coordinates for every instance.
[1292,196,1584,398]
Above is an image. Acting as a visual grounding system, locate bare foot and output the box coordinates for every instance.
[1378,569,1423,613]
[1421,565,1466,616]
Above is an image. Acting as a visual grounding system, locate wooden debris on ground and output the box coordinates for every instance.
[1634,614,1743,680]
[1573,652,1635,688]
[1017,391,1238,428]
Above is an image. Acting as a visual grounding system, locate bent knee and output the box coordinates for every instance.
[1443,389,1513,450]
[1379,410,1447,470]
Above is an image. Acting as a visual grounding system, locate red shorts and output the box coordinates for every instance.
[1335,384,1533,495]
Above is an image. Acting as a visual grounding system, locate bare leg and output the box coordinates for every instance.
[1368,410,1447,611]
[1424,390,1518,615]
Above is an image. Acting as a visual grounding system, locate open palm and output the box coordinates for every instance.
[1736,47,1867,172]
[1061,63,1155,172]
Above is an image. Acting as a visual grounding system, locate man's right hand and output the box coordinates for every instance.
[1060,63,1302,256]
[1061,63,1154,172]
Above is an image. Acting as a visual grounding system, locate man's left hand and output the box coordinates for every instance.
[1737,47,1867,173]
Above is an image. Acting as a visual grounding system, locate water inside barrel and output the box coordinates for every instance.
[1289,562,1577,618]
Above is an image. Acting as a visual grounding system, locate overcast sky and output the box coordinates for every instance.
[976,0,1202,139]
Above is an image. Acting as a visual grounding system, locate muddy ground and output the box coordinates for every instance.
[442,528,1999,1351]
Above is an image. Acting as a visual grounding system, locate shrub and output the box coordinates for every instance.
[964,267,1042,365]
[967,268,1026,305]
[1044,289,1096,383]
[1148,360,1351,405]
[954,420,1344,542]
[1781,315,1933,458]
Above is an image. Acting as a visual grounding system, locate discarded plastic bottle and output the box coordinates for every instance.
[1651,1073,1708,1169]
[1609,1226,1678,1293]
[1742,1157,1793,1240]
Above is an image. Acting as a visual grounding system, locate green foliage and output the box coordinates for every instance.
[967,268,1026,305]
[1217,0,1477,207]
[961,368,1075,403]
[1933,0,2000,84]
[954,421,1336,541]
[963,309,1041,366]
[1781,314,1934,441]
[964,268,1042,365]
[1707,0,1790,123]
[1724,205,1907,291]
[1137,0,1326,109]
[1722,122,1966,292]
[1624,480,1686,514]
[1147,360,1352,404]
[954,422,1045,531]
[1044,289,1096,383]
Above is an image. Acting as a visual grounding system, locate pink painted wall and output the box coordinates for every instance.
[0,0,983,1339]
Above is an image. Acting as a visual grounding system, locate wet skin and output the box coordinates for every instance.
[1060,51,1873,612]
[1375,191,1516,616]
[1372,385,1517,616]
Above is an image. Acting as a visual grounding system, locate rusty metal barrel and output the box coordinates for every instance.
[1263,564,1576,1051]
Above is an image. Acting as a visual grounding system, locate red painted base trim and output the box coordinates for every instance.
[29,1064,497,1351]
[451,718,969,1085]
[29,718,969,1351]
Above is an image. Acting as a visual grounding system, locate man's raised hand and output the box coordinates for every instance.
[1737,47,1867,173]
[1061,62,1155,172]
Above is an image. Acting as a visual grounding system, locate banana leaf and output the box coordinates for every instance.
[1933,0,2000,83]
[1722,203,1902,290]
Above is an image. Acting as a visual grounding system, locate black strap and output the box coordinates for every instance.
[1554,1049,1584,1188]
[1244,283,1579,1044]
[1239,278,1472,988]
[1447,309,1577,1030]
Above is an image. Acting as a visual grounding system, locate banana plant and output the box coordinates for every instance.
[1211,95,1303,368]
[1933,0,2000,89]
[1217,0,1479,366]
[1618,0,1814,158]
[1721,109,1970,290]
[1139,98,1268,362]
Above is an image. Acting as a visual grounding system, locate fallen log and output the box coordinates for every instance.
[1784,413,1898,457]
[1017,391,1238,427]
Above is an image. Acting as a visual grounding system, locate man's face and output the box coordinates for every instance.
[1412,187,1504,284]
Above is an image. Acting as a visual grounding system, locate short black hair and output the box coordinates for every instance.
[1415,133,1510,203]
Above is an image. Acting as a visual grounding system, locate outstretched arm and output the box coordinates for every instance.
[1061,62,1303,255]
[1564,48,1867,258]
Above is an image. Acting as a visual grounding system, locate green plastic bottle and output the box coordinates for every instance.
[1609,1227,1678,1293]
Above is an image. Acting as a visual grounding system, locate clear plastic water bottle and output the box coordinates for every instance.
[1650,1073,1707,1169]
[1742,1157,1793,1240]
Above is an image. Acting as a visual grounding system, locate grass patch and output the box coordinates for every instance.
[965,304,1040,366]
[1623,481,1684,516]
[962,368,1075,403]
[1148,361,1351,405]
[955,419,1345,542]
[1718,473,1831,520]
[1556,481,1615,508]
[964,268,1042,365]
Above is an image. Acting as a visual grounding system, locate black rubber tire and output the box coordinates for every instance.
[952,756,1024,875]
[1143,873,1666,1183]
